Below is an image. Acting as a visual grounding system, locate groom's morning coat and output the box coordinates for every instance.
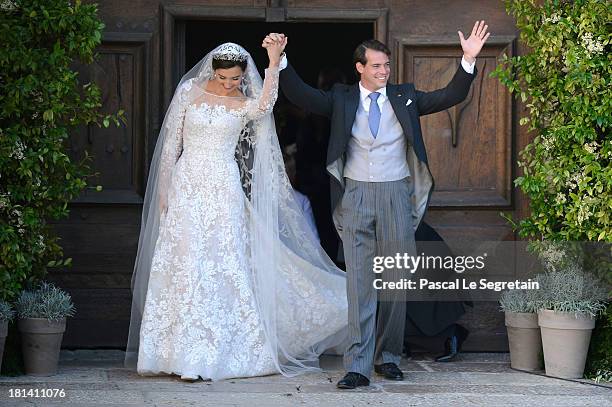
[279,62,477,232]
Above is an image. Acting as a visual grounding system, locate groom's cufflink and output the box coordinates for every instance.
[406,99,413,106]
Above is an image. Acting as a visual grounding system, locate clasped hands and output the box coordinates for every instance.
[262,33,287,67]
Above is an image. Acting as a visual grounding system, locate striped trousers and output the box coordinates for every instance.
[340,177,417,378]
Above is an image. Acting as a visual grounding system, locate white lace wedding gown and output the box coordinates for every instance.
[137,67,347,380]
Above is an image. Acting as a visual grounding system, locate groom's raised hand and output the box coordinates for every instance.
[262,33,287,67]
[263,33,286,48]
[458,20,490,64]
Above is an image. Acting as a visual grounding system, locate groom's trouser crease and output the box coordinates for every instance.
[341,177,416,378]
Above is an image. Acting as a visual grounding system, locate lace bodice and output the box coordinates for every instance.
[158,67,279,192]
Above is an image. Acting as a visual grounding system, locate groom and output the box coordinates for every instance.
[265,21,490,388]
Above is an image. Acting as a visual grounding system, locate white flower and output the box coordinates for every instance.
[555,192,566,205]
[541,135,555,152]
[9,140,25,160]
[544,13,560,24]
[584,141,598,154]
[566,172,582,190]
[581,32,604,56]
[539,243,566,273]
[586,42,604,54]
[10,208,23,226]
[0,0,17,11]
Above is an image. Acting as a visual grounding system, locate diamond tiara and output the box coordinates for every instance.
[212,42,248,62]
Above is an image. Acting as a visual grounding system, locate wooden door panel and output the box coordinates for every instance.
[396,37,514,208]
[70,41,147,204]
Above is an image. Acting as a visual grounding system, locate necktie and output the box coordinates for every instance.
[368,92,381,138]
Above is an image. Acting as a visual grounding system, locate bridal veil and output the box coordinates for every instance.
[125,43,347,377]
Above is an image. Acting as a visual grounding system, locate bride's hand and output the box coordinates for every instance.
[159,193,168,214]
[262,33,287,67]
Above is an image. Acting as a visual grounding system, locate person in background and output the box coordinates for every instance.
[283,143,320,242]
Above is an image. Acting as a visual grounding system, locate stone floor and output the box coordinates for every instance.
[0,350,610,406]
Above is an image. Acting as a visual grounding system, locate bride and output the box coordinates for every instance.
[124,39,348,381]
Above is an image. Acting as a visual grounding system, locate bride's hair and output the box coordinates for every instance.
[212,57,247,71]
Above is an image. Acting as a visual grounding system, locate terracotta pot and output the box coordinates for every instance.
[505,312,543,371]
[538,309,595,379]
[18,318,66,376]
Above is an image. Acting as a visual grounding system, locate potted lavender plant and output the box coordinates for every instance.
[536,267,607,379]
[500,288,543,371]
[16,282,75,376]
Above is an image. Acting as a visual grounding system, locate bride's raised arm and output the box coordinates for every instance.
[244,66,280,121]
[244,36,287,121]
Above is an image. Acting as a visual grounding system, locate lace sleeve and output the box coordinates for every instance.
[158,98,187,196]
[245,66,279,121]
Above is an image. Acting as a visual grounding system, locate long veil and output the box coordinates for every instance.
[125,43,348,377]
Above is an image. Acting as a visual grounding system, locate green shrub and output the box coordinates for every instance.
[491,0,612,242]
[0,0,124,300]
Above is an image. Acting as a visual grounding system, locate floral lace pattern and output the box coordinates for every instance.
[137,67,347,380]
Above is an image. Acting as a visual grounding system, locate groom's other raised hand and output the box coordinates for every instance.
[458,20,490,64]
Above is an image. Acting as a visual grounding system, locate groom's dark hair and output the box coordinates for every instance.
[353,39,391,66]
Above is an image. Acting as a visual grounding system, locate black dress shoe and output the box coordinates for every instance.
[336,372,370,389]
[435,324,469,362]
[374,363,404,380]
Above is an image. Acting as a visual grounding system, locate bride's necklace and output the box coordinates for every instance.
[204,83,241,98]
